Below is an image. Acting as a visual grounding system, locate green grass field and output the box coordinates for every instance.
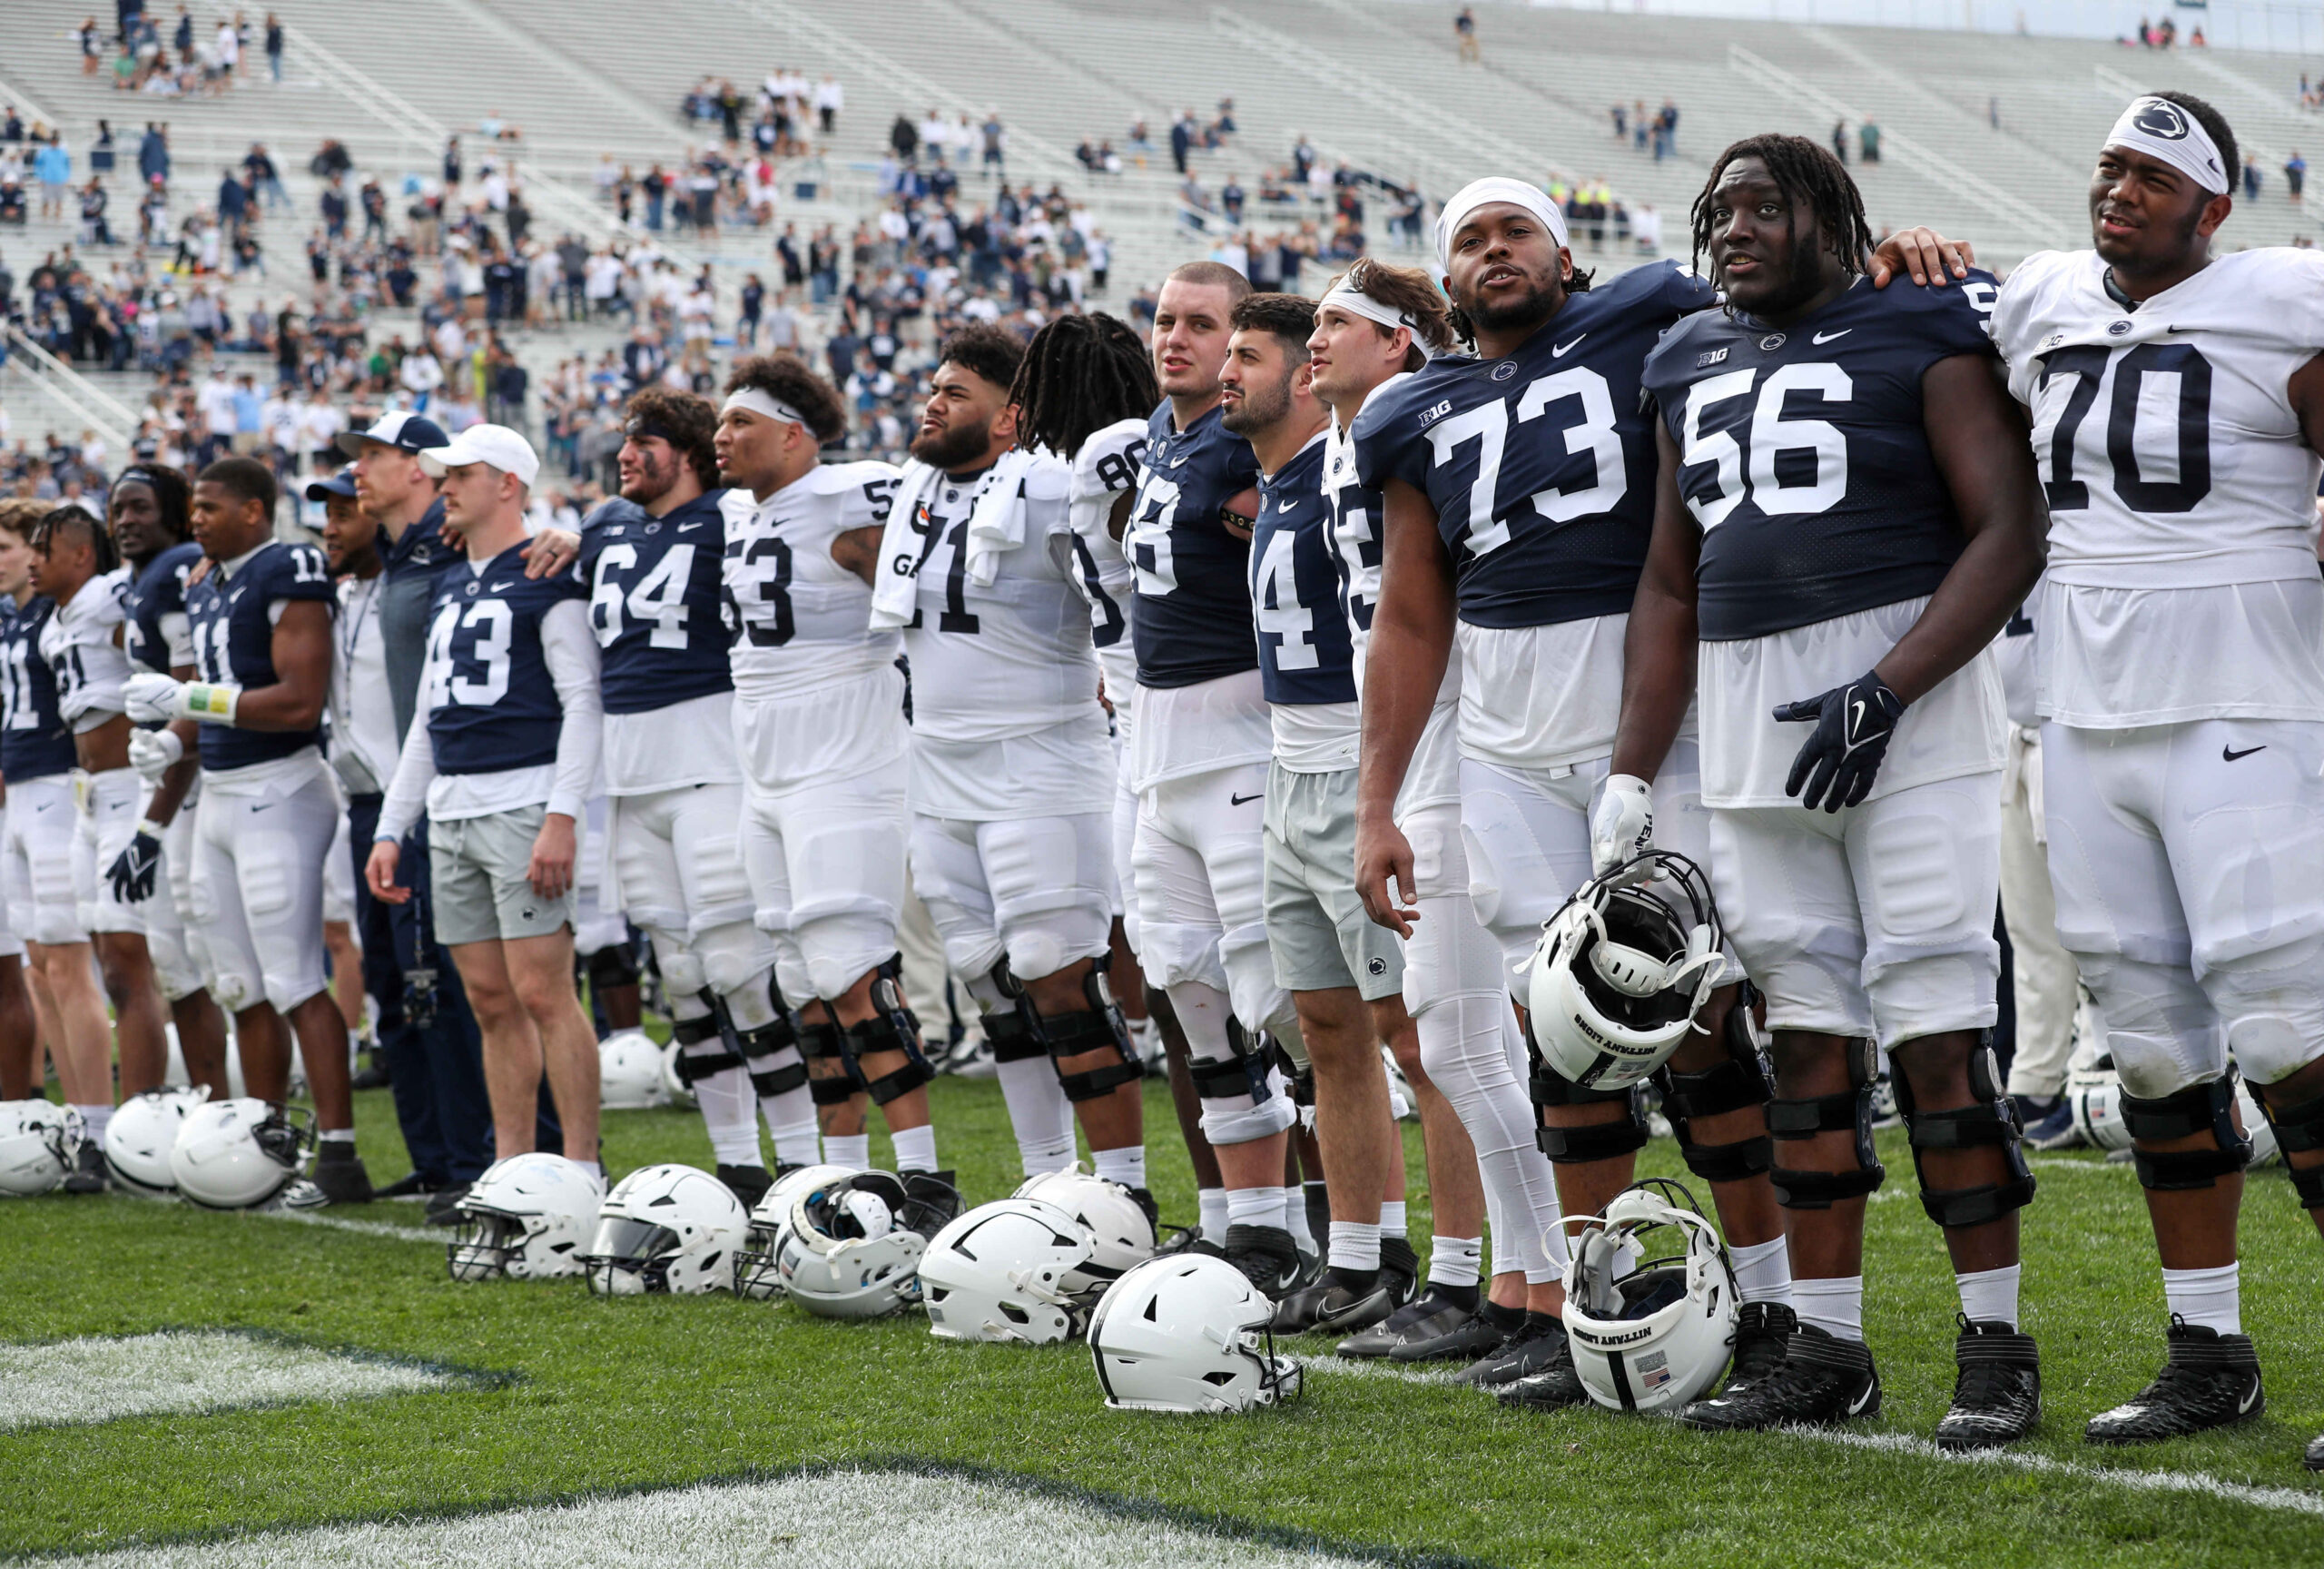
[3,1078,2321,1567]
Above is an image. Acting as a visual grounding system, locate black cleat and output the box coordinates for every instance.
[2306,1433,2323,1473]
[1706,1300,1796,1400]
[1935,1317,2041,1449]
[62,1140,109,1195]
[898,1169,963,1237]
[350,1060,391,1092]
[424,1182,473,1227]
[372,1171,438,1201]
[1457,1313,1572,1389]
[1493,1321,1588,1410]
[1377,1236,1418,1308]
[1392,1305,1513,1365]
[1154,1224,1221,1258]
[1220,1223,1302,1298]
[2086,1318,2262,1446]
[309,1148,375,1206]
[1678,1325,1881,1431]
[1339,1283,1471,1358]
[1274,1273,1395,1336]
[717,1163,773,1209]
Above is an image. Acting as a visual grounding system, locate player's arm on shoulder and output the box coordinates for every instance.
[1867,225,1974,289]
[2288,350,2324,453]
[829,524,882,586]
[1610,420,1704,784]
[1881,352,2048,704]
[239,597,334,732]
[1353,475,1456,938]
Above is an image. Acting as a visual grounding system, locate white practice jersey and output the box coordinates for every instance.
[721,460,909,791]
[1065,419,1144,724]
[40,568,132,728]
[902,455,1112,820]
[1992,247,2324,726]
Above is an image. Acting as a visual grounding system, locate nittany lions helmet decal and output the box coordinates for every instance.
[1562,1179,1738,1415]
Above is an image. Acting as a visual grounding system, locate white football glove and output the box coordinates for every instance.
[123,672,188,725]
[1590,774,1656,879]
[126,726,184,784]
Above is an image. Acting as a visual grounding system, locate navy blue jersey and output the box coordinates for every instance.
[0,597,77,782]
[577,489,734,715]
[1353,260,1718,629]
[1125,399,1263,688]
[423,547,587,775]
[1249,437,1354,706]
[123,540,202,676]
[1641,270,2002,640]
[187,540,336,770]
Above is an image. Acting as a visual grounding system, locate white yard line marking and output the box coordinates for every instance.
[242,1208,443,1244]
[0,1331,462,1432]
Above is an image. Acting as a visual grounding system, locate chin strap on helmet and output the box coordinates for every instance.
[1889,1037,2036,1228]
[842,955,935,1107]
[1653,982,1775,1183]
[2254,1083,2324,1209]
[1768,1036,1886,1209]
[2122,1073,2252,1191]
[1029,957,1145,1103]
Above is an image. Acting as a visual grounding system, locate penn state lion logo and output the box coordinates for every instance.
[2132,99,2191,141]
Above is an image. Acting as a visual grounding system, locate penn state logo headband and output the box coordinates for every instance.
[2104,95,2230,195]
[1317,279,1437,361]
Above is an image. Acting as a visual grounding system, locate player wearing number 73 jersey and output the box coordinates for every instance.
[1988,92,2324,1460]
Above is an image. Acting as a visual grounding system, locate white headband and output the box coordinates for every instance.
[1434,177,1570,273]
[2104,96,2230,194]
[722,388,811,429]
[1317,280,1437,361]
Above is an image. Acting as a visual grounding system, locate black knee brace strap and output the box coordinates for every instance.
[585,942,640,994]
[2257,1088,2324,1156]
[668,1004,743,1084]
[1531,1062,1649,1164]
[1890,1044,2036,1229]
[1768,1037,1886,1209]
[844,1010,934,1106]
[2292,1163,2324,1209]
[1656,993,1776,1184]
[736,1020,808,1099]
[1189,1020,1275,1103]
[1039,1008,1145,1101]
[985,1006,1048,1064]
[2122,1077,2251,1191]
[798,1018,856,1105]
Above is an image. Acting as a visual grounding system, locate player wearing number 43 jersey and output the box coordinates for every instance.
[1988,93,2324,1465]
[1615,135,2048,1445]
[868,327,1148,1197]
[715,354,957,1227]
[578,390,815,1207]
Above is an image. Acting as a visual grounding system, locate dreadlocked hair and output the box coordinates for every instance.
[34,504,119,577]
[1689,134,1874,287]
[110,463,193,544]
[1009,312,1160,460]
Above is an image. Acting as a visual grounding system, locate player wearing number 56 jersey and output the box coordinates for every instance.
[579,390,812,1207]
[716,354,956,1221]
[1620,136,2048,1444]
[1990,94,2324,1461]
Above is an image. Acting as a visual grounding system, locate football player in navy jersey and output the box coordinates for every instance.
[126,458,372,1205]
[1124,261,1317,1295]
[107,465,230,1097]
[1219,291,1416,1335]
[367,428,604,1184]
[1613,136,2046,1441]
[582,389,813,1207]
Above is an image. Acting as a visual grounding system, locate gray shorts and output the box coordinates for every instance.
[429,805,576,948]
[1262,761,1403,1001]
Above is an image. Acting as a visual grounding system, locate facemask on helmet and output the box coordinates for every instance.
[1088,1253,1304,1415]
[1528,849,1727,1091]
[448,1153,606,1281]
[1561,1179,1738,1415]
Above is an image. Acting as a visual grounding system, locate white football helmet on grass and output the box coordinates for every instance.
[598,1031,667,1110]
[170,1098,311,1209]
[734,1161,855,1298]
[921,1199,1095,1344]
[0,1100,81,1196]
[776,1169,926,1319]
[1561,1179,1738,1415]
[1528,849,1726,1091]
[1088,1252,1303,1414]
[104,1087,209,1198]
[449,1154,606,1281]
[582,1163,745,1295]
[1012,1165,1156,1300]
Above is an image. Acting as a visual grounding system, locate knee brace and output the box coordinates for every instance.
[1031,961,1144,1103]
[1530,1041,1650,1165]
[1654,984,1775,1184]
[842,957,934,1107]
[2122,1074,2252,1192]
[668,992,743,1087]
[734,992,808,1100]
[1188,1019,1293,1144]
[585,941,641,996]
[2255,1086,2324,1209]
[1768,1036,1887,1209]
[981,962,1048,1065]
[799,1007,857,1108]
[1890,1038,2036,1229]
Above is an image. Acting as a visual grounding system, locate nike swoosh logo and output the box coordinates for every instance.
[489,582,513,593]
[677,522,704,532]
[1551,334,1587,358]
[1813,329,1852,344]
[2240,1380,2260,1414]
[1229,792,1263,806]
[1847,1381,1876,1415]
[2223,744,2266,762]
[250,802,276,813]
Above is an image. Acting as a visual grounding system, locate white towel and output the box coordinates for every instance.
[960,448,1044,589]
[866,459,947,629]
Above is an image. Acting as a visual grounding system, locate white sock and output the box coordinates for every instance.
[690,1059,763,1169]
[890,1123,937,1174]
[1378,1199,1408,1238]
[1328,1219,1382,1272]
[1225,1186,1283,1231]
[1431,1235,1483,1288]
[317,1127,355,1144]
[1730,1236,1794,1307]
[1091,1146,1146,1188]
[1279,1185,1314,1252]
[1793,1275,1866,1342]
[1197,1186,1229,1238]
[1955,1263,2022,1329]
[2162,1261,2240,1335]
[995,1051,1076,1177]
[74,1104,113,1143]
[768,1117,822,1170]
[575,1159,602,1179]
[823,1133,871,1169]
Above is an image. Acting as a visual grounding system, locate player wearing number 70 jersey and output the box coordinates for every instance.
[714,354,958,1228]
[1988,92,2324,1463]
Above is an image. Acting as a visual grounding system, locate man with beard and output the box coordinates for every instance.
[870,327,1147,1199]
[578,389,815,1206]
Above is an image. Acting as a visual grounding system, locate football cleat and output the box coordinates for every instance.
[1339,1283,1471,1358]
[308,1146,376,1206]
[1220,1223,1302,1298]
[716,1162,774,1209]
[1392,1305,1515,1365]
[61,1137,110,1195]
[424,1182,474,1227]
[1272,1273,1397,1336]
[2306,1433,2323,1472]
[2085,1318,2262,1445]
[1935,1317,2041,1450]
[1677,1325,1881,1431]
[2013,1093,2080,1151]
[1456,1314,1573,1389]
[1378,1236,1419,1307]
[1705,1299,1795,1400]
[373,1171,438,1201]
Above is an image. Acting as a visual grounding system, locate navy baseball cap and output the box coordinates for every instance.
[335,409,450,459]
[304,464,360,503]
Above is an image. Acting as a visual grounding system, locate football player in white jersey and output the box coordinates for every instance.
[714,353,958,1231]
[873,326,1147,1196]
[582,389,816,1206]
[31,508,172,1105]
[1989,93,2324,1457]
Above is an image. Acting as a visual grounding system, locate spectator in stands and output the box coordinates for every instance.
[1221,173,1246,222]
[442,133,461,188]
[1456,5,1480,61]
[264,12,281,81]
[980,113,1007,180]
[1170,113,1194,176]
[34,136,71,222]
[891,113,918,166]
[2288,151,2307,201]
[136,122,167,184]
[1831,118,1849,165]
[2246,153,2262,199]
[814,74,842,135]
[245,141,286,210]
[1859,118,1881,164]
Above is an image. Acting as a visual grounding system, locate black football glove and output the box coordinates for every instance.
[1775,668,1905,813]
[106,828,163,904]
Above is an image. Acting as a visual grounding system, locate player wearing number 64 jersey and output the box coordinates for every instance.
[1988,92,2324,1463]
[715,354,957,1224]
